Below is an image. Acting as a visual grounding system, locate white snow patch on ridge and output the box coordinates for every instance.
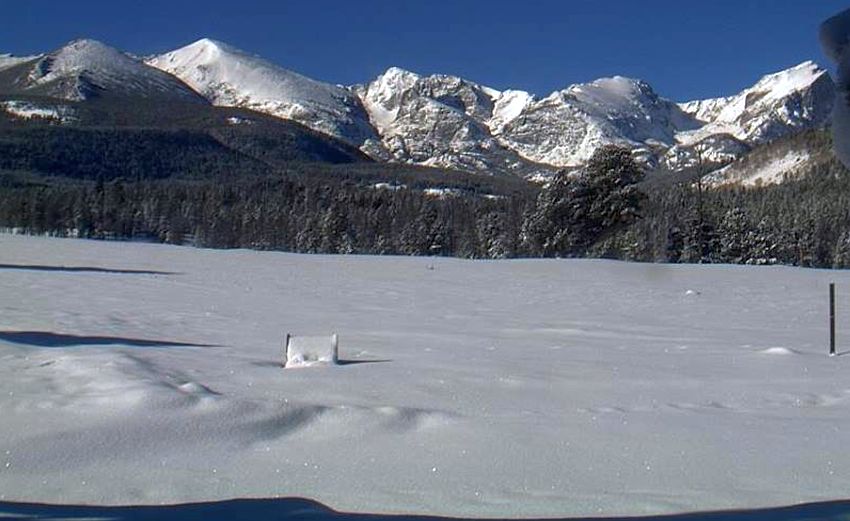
[1,101,75,122]
[0,53,38,71]
[707,150,811,187]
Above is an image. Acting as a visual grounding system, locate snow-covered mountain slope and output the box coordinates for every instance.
[0,40,205,103]
[2,36,836,182]
[147,39,377,146]
[704,129,835,187]
[493,76,700,168]
[668,61,834,172]
[678,61,833,146]
[353,61,831,177]
[0,53,40,72]
[355,67,546,176]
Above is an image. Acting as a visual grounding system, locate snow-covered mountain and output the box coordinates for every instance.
[0,39,205,103]
[668,61,834,171]
[0,37,836,181]
[143,38,835,178]
[146,39,377,146]
[354,67,544,176]
[491,76,700,168]
[353,62,832,176]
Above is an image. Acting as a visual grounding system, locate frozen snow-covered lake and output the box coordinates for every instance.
[0,234,848,518]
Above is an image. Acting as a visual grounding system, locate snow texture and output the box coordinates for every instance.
[1,234,850,518]
[821,8,850,170]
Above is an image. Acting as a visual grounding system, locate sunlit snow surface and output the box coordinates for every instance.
[1,235,849,518]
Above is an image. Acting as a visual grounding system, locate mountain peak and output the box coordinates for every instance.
[147,40,378,145]
[749,60,828,100]
[14,38,205,103]
[175,38,253,62]
[61,38,115,51]
[378,66,421,84]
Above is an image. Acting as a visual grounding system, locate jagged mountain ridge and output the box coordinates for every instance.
[0,37,836,180]
[146,39,834,177]
[146,39,377,146]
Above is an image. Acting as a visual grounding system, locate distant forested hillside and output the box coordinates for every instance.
[3,138,850,268]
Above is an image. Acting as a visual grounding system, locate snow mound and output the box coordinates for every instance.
[759,346,800,356]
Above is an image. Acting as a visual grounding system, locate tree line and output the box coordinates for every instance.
[2,144,850,268]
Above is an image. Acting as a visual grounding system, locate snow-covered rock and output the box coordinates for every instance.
[493,76,699,167]
[355,67,543,176]
[12,39,205,103]
[0,53,39,72]
[353,61,831,178]
[147,38,377,146]
[676,62,833,159]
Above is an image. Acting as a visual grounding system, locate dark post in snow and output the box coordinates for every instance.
[830,283,836,357]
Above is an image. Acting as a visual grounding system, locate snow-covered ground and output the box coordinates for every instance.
[1,234,849,518]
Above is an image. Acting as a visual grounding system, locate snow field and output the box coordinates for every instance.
[0,234,849,517]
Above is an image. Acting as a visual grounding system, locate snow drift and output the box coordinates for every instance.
[1,235,849,518]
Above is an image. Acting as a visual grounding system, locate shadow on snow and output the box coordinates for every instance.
[1,497,850,521]
[0,263,178,275]
[0,331,215,349]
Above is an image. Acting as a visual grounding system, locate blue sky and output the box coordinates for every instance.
[2,0,847,101]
